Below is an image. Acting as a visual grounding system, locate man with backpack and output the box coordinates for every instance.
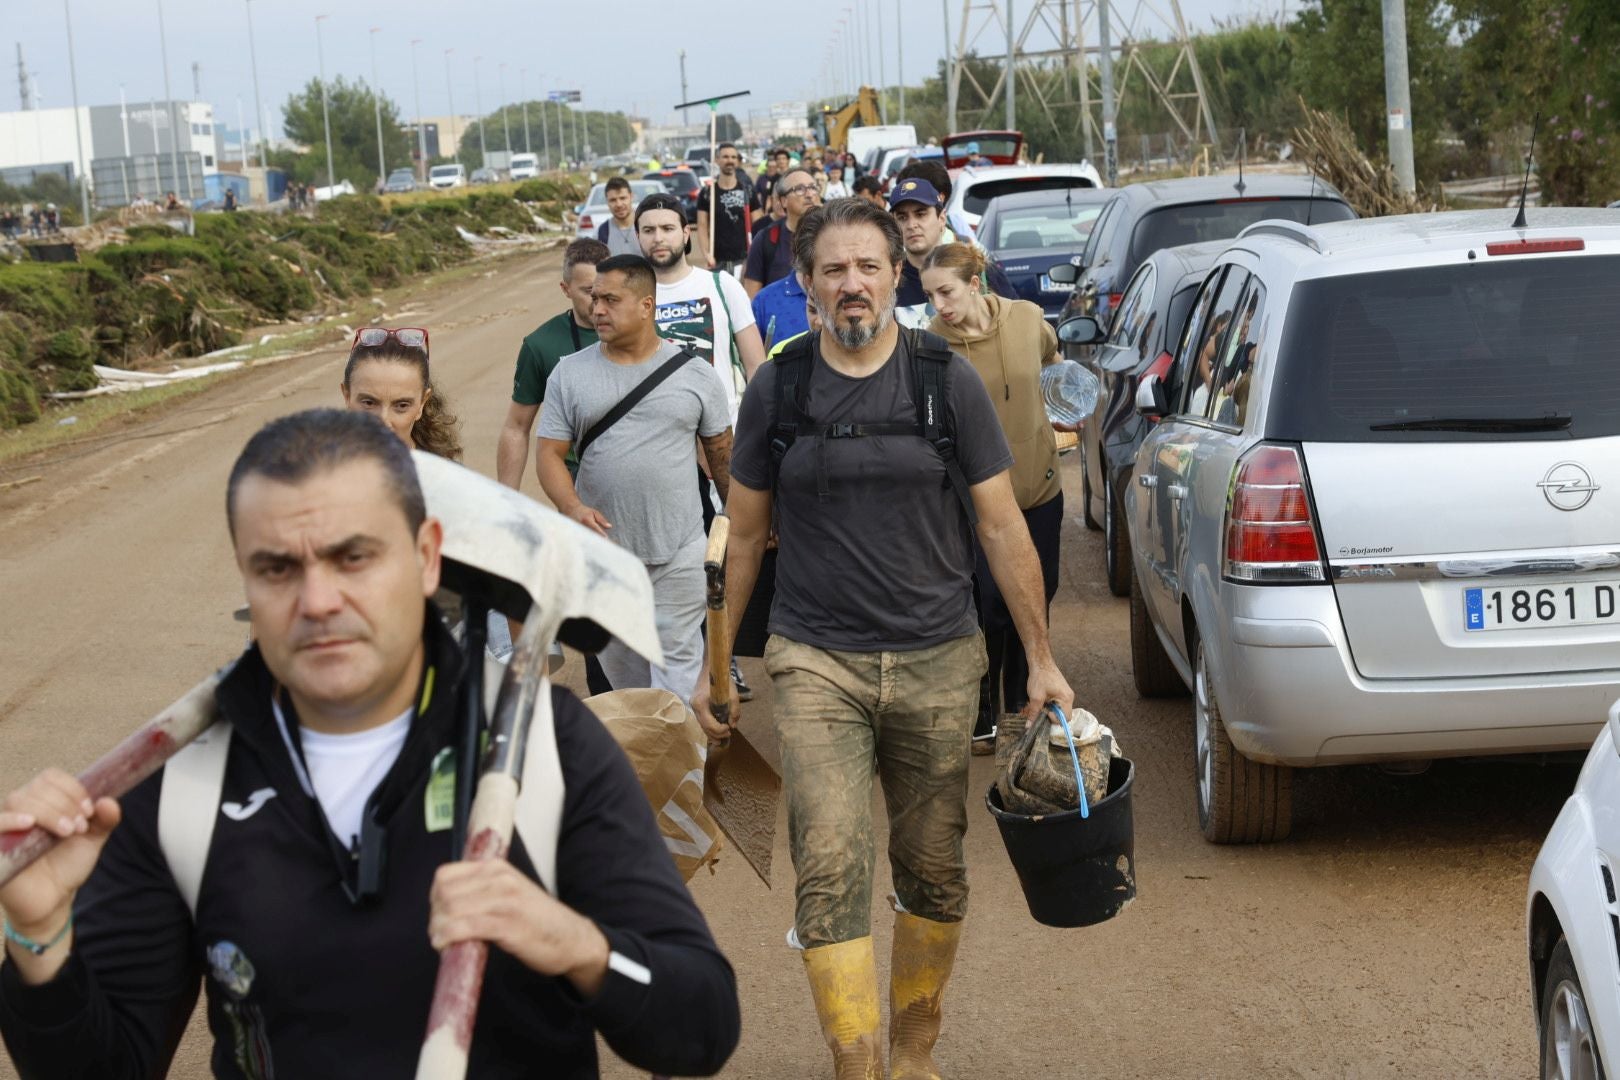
[0,408,741,1079]
[538,254,734,697]
[742,169,820,299]
[596,177,639,256]
[693,198,1073,1079]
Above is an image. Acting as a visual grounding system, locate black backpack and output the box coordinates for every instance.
[767,328,978,525]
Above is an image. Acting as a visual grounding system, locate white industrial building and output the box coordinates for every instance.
[0,99,221,203]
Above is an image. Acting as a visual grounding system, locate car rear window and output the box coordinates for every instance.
[1127,198,1354,266]
[1266,254,1620,442]
[963,177,1096,216]
[988,204,1104,252]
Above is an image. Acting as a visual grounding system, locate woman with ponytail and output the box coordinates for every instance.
[340,327,463,461]
[922,243,1065,753]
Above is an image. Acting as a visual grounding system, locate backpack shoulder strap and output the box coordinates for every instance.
[596,221,609,242]
[158,720,234,917]
[576,348,696,460]
[907,329,979,526]
[767,334,816,494]
[709,271,742,372]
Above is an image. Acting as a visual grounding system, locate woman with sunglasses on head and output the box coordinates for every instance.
[340,327,463,460]
[922,243,1066,755]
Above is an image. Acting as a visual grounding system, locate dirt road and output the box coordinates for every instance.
[0,246,1565,1078]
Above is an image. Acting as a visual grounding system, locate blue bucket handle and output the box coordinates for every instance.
[1048,703,1090,819]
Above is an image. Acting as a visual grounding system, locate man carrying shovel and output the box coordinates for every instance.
[692,198,1073,1080]
[0,409,739,1078]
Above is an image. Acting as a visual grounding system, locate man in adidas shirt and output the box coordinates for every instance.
[635,192,764,425]
[0,409,739,1079]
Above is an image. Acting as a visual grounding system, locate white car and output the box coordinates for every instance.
[573,179,665,240]
[428,163,466,190]
[1528,700,1620,1079]
[946,163,1105,239]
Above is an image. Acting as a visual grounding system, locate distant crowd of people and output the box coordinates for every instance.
[0,204,61,239]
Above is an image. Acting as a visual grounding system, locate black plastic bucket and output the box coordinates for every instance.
[986,754,1136,928]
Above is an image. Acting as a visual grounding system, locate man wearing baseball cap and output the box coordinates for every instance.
[888,177,1018,329]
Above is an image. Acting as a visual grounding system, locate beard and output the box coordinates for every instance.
[644,244,685,270]
[815,290,896,351]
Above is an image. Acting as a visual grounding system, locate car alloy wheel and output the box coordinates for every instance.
[1194,647,1215,820]
[1543,977,1602,1080]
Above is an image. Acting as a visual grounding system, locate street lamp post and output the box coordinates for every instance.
[499,63,513,159]
[369,27,387,187]
[315,14,335,194]
[539,79,551,170]
[410,39,427,182]
[155,0,187,200]
[896,0,905,123]
[519,67,532,155]
[244,0,268,170]
[473,56,487,168]
[62,0,91,221]
[443,48,458,164]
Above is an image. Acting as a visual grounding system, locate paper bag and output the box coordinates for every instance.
[583,688,723,881]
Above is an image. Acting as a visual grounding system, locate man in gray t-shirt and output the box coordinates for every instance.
[537,254,732,698]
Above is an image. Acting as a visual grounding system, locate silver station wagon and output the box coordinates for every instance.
[1126,209,1620,843]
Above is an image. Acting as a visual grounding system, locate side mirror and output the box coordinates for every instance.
[1056,317,1108,346]
[1046,262,1080,285]
[1057,316,1106,346]
[1135,373,1169,420]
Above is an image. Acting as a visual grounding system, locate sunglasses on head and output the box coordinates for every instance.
[351,327,430,353]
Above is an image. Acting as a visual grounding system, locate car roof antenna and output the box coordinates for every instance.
[1511,113,1540,230]
[1234,127,1247,197]
[1305,162,1318,227]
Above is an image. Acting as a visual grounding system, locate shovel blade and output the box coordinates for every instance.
[702,731,779,888]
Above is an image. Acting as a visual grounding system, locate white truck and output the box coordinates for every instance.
[509,153,540,180]
[846,124,917,170]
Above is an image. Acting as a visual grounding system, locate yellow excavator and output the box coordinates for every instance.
[818,87,882,153]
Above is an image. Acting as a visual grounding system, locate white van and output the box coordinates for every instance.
[509,153,540,181]
[428,163,467,190]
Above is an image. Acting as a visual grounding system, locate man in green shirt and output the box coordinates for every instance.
[497,237,611,489]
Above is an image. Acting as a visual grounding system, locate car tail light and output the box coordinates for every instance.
[1107,292,1123,311]
[1485,238,1585,256]
[1223,444,1326,584]
[580,213,594,229]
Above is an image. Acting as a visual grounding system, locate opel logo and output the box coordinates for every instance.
[1538,461,1600,511]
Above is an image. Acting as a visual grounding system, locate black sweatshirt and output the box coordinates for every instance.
[0,615,739,1078]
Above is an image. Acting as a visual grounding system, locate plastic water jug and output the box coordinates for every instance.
[1041,361,1099,426]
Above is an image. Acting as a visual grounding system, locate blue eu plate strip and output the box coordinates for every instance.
[1464,588,1484,632]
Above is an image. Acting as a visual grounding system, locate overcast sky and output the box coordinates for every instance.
[7,0,1288,136]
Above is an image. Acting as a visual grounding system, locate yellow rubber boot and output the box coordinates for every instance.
[888,913,963,1080]
[802,937,885,1080]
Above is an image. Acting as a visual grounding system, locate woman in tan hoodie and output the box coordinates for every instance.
[923,243,1065,752]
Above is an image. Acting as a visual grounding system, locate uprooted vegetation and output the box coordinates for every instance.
[0,183,582,430]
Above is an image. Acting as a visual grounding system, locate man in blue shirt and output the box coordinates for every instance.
[750,272,810,352]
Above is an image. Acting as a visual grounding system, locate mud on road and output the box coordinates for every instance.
[0,245,1571,1078]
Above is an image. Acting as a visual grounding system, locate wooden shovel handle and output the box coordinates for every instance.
[705,517,733,726]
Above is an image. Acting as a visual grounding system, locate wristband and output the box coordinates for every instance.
[3,914,73,957]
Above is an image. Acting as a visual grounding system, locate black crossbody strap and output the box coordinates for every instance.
[576,349,695,459]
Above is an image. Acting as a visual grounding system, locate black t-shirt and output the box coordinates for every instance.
[701,179,760,261]
[731,332,1013,652]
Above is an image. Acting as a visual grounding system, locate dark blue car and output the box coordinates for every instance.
[979,186,1113,323]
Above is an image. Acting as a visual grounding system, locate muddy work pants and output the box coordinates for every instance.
[765,633,987,949]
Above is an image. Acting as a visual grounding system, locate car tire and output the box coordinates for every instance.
[1105,475,1131,598]
[1130,572,1187,699]
[1194,638,1292,844]
[1079,445,1101,532]
[1540,936,1605,1080]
